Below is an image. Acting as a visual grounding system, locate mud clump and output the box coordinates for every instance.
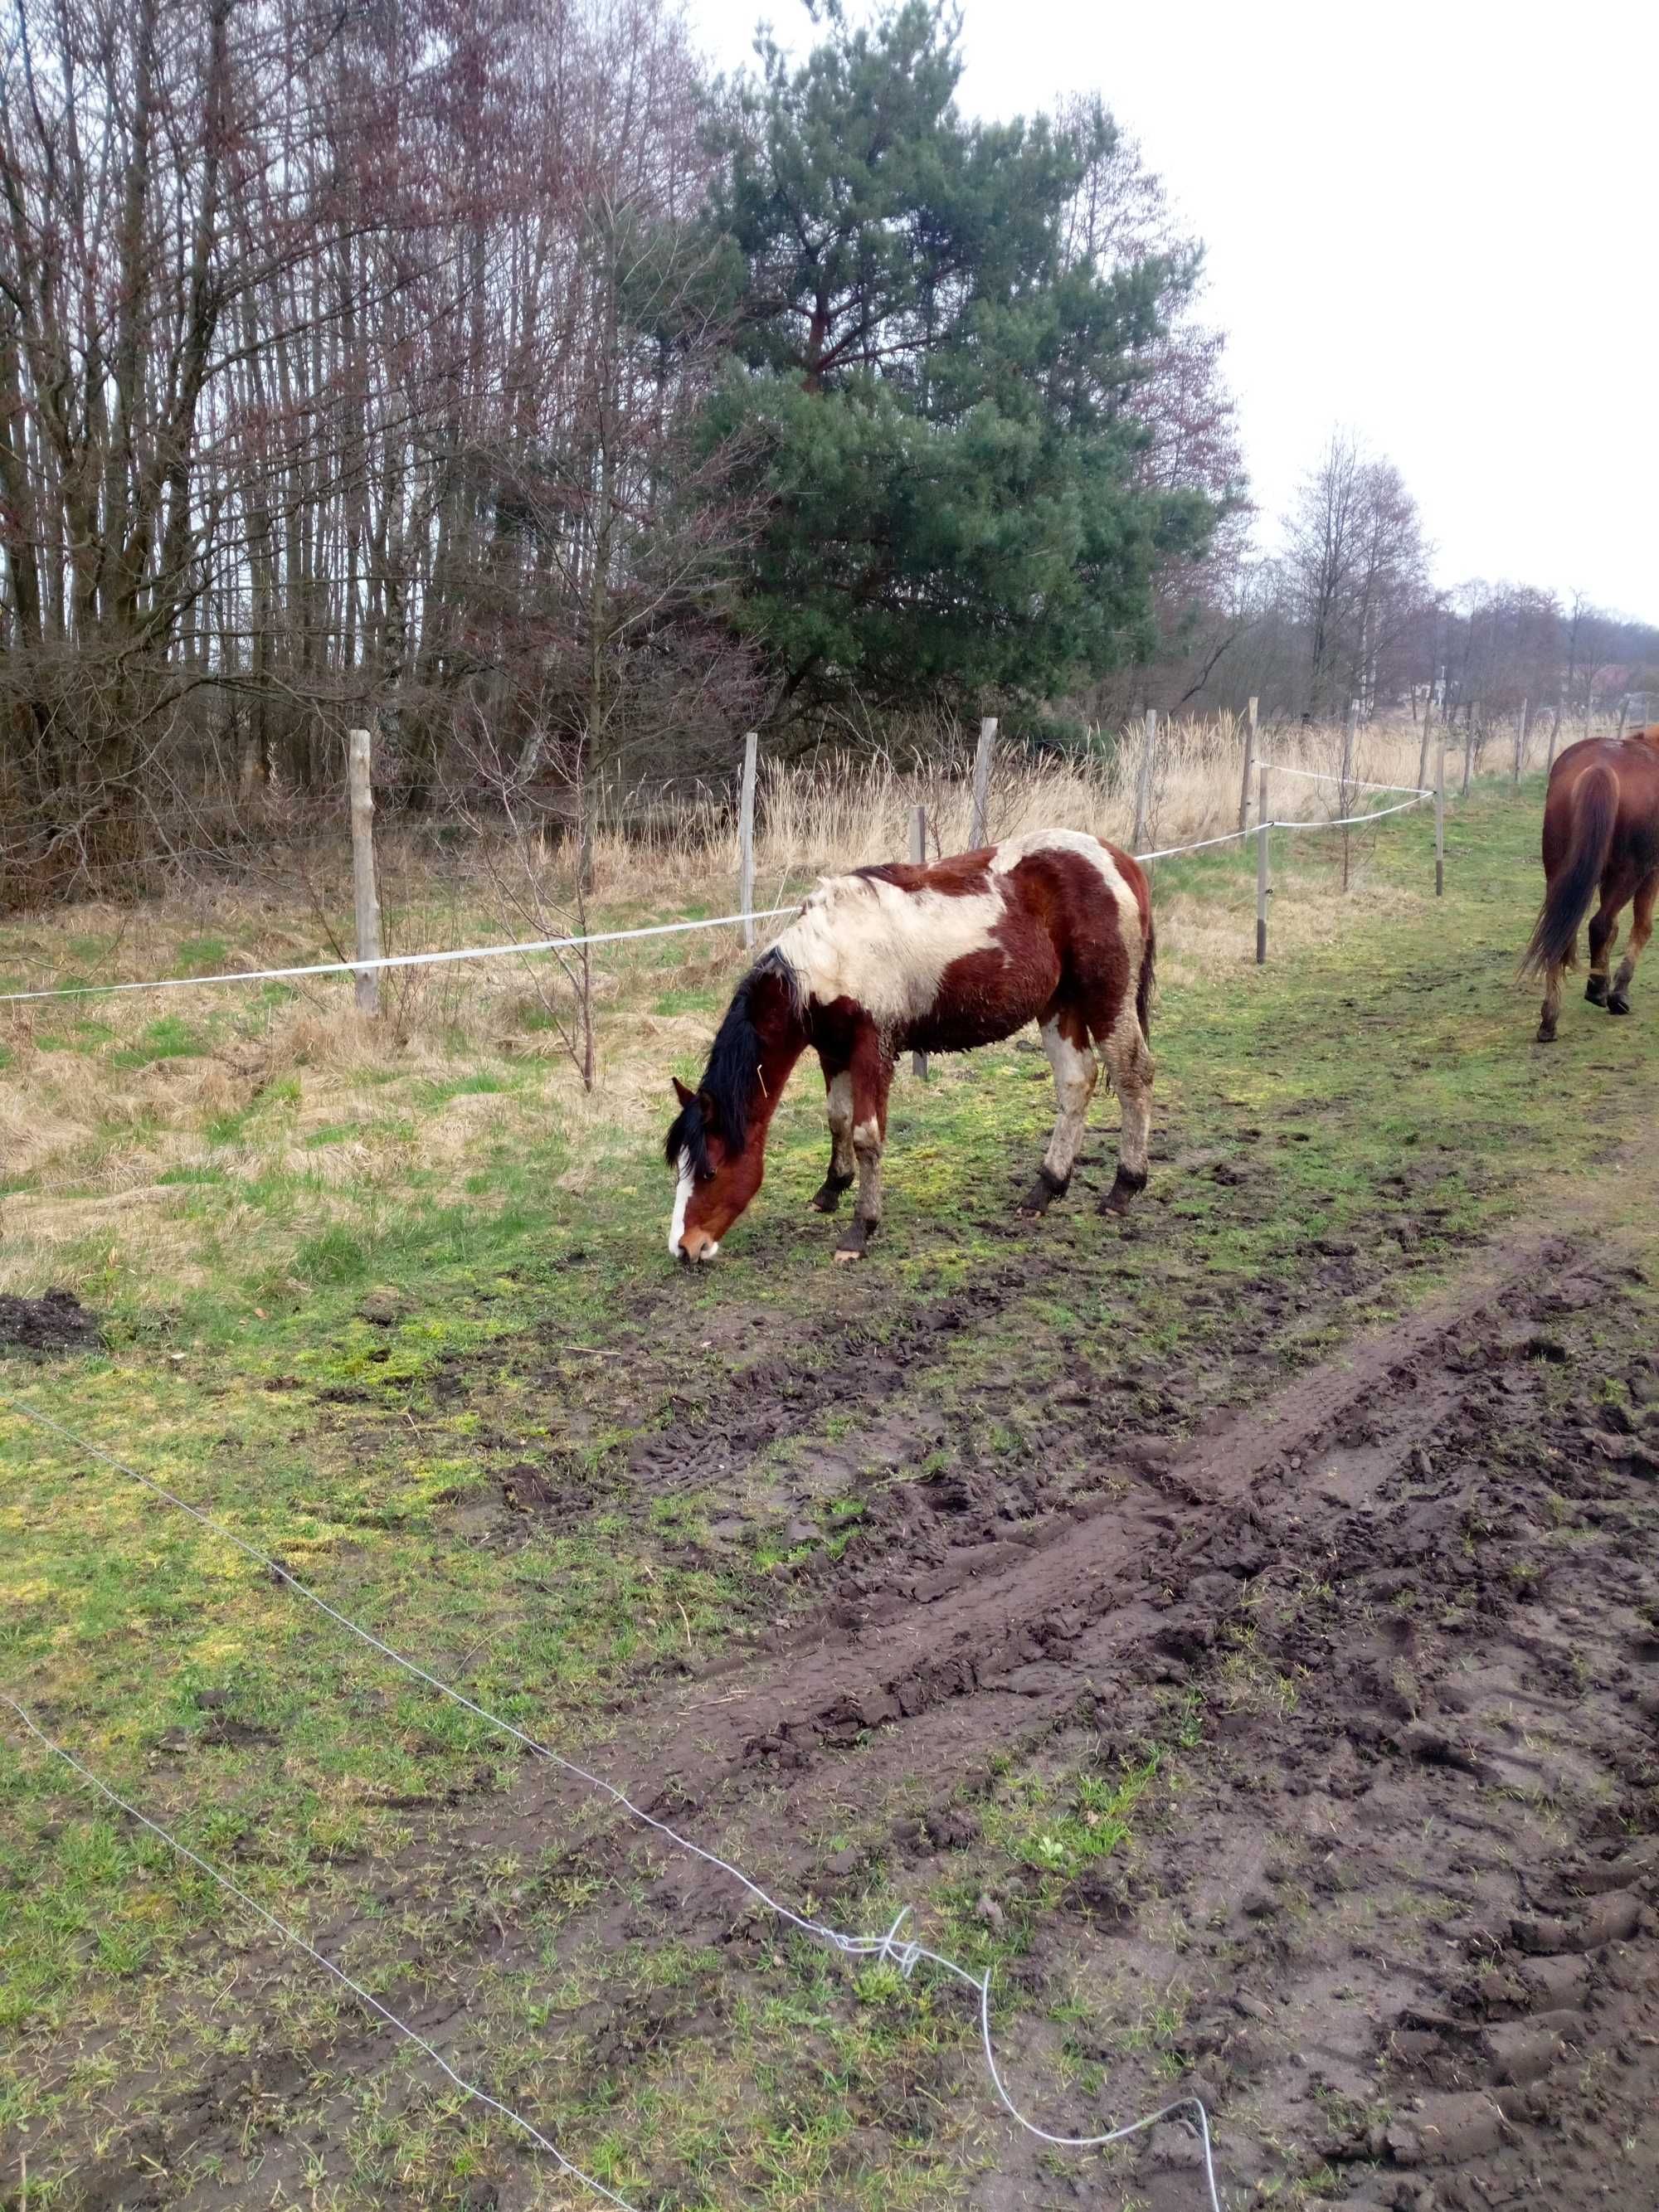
[0,1287,102,1354]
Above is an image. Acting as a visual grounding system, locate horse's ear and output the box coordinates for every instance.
[696,1087,721,1133]
[671,1076,695,1109]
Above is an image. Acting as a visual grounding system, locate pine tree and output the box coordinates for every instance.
[699,0,1219,721]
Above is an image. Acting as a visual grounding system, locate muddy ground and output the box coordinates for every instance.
[24,1155,1659,2212]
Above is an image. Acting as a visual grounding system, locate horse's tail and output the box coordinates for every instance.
[1520,762,1618,978]
[1136,910,1156,1038]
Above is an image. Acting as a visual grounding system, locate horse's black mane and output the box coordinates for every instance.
[665,949,800,1176]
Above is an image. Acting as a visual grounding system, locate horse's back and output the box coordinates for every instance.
[781,828,1149,1052]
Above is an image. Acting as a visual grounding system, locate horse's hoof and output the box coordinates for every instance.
[1018,1169,1067,1218]
[1608,994,1632,1016]
[809,1183,845,1213]
[1535,1023,1557,1043]
[1585,978,1608,1005]
[1102,1166,1148,1217]
[834,1220,874,1261]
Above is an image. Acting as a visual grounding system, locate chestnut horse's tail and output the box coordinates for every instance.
[1521,762,1618,978]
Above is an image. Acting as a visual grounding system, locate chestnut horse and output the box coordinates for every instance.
[664,828,1155,1262]
[1524,723,1659,1042]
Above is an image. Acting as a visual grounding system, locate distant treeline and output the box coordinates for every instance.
[0,0,1652,897]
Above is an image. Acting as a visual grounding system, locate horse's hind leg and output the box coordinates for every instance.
[1100,1004,1154,1215]
[1608,874,1657,1015]
[1019,1009,1097,1215]
[1538,956,1566,1041]
[1586,889,1622,1004]
[810,1060,855,1212]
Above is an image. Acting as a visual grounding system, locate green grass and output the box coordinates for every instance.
[3,780,1658,2205]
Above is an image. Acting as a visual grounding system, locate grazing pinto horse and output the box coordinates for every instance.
[1524,722,1659,1042]
[665,828,1155,1262]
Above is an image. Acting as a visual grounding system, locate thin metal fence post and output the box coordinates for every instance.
[911,804,928,1080]
[738,731,757,948]
[348,728,382,1016]
[970,717,995,848]
[1513,697,1527,788]
[1340,702,1358,891]
[1256,767,1270,965]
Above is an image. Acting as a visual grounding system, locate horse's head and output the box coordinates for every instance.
[663,951,806,1263]
[665,1075,764,1262]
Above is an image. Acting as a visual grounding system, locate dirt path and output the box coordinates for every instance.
[505,1226,1659,2210]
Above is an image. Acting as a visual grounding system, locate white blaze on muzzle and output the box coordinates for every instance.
[668,1151,694,1258]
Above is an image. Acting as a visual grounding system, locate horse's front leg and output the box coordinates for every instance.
[810,1061,855,1213]
[834,1043,892,1263]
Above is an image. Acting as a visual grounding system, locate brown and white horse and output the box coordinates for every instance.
[664,828,1155,1262]
[1524,723,1659,1041]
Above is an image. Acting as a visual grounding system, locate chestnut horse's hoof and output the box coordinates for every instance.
[1608,993,1632,1016]
[1585,976,1608,1005]
[810,1173,853,1213]
[1535,1022,1558,1043]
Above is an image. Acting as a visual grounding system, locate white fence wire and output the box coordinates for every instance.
[0,789,1434,1008]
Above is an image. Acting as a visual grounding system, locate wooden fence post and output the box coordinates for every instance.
[1416,689,1434,795]
[1237,696,1258,832]
[1132,707,1157,852]
[1255,766,1270,965]
[1462,712,1476,799]
[1513,697,1528,787]
[970,716,995,848]
[1435,741,1446,898]
[738,730,758,948]
[1340,701,1358,892]
[911,805,928,1080]
[348,727,382,1017]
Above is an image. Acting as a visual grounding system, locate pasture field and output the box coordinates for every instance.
[2,778,1658,2211]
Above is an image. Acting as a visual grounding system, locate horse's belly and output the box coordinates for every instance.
[902,931,1058,1055]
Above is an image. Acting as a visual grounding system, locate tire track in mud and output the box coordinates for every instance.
[582,1234,1598,1803]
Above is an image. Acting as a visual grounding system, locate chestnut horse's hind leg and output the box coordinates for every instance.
[1585,889,1621,1005]
[1100,1004,1154,1215]
[1019,1013,1097,1214]
[810,1063,855,1212]
[1538,955,1567,1042]
[1608,874,1657,1015]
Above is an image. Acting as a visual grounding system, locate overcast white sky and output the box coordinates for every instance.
[684,0,1659,619]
